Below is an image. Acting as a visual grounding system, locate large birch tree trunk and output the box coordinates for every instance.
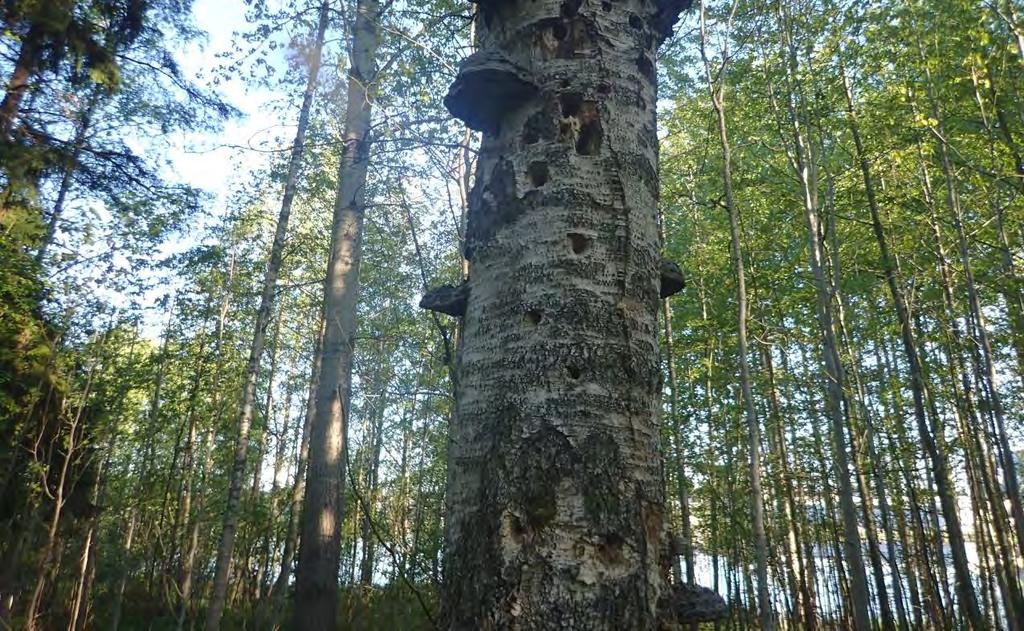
[432,1,723,628]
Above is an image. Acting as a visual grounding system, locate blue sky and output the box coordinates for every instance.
[114,0,301,333]
[170,0,283,217]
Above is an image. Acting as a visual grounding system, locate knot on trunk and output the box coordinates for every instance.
[651,0,694,44]
[660,260,686,299]
[419,283,469,317]
[444,49,538,133]
[660,583,728,625]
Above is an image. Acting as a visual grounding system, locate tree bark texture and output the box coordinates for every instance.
[441,1,695,628]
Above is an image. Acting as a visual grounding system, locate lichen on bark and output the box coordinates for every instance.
[439,0,716,628]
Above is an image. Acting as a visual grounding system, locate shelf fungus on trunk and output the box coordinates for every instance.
[661,532,727,624]
[652,0,695,43]
[659,583,728,625]
[659,260,686,298]
[444,49,538,133]
[419,283,469,317]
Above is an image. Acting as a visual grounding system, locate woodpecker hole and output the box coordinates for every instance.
[523,109,556,146]
[560,92,583,117]
[597,533,626,565]
[568,232,590,255]
[637,53,655,82]
[509,514,527,541]
[528,161,549,187]
[575,102,603,155]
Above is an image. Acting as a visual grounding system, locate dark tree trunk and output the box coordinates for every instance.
[0,24,41,138]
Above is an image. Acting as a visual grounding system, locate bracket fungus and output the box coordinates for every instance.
[661,583,729,625]
[444,49,539,133]
[419,283,470,317]
[652,0,694,43]
[659,260,686,299]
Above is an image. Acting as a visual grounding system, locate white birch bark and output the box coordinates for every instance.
[437,1,723,627]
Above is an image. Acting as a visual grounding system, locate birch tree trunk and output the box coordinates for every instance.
[293,0,380,626]
[913,41,1024,571]
[70,401,125,631]
[25,335,101,630]
[111,306,174,631]
[171,329,208,631]
[697,2,771,626]
[268,319,322,630]
[764,345,817,629]
[976,65,1024,386]
[204,3,331,628]
[436,1,720,628]
[259,353,296,593]
[657,227,694,588]
[175,246,235,631]
[776,9,871,626]
[358,361,387,586]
